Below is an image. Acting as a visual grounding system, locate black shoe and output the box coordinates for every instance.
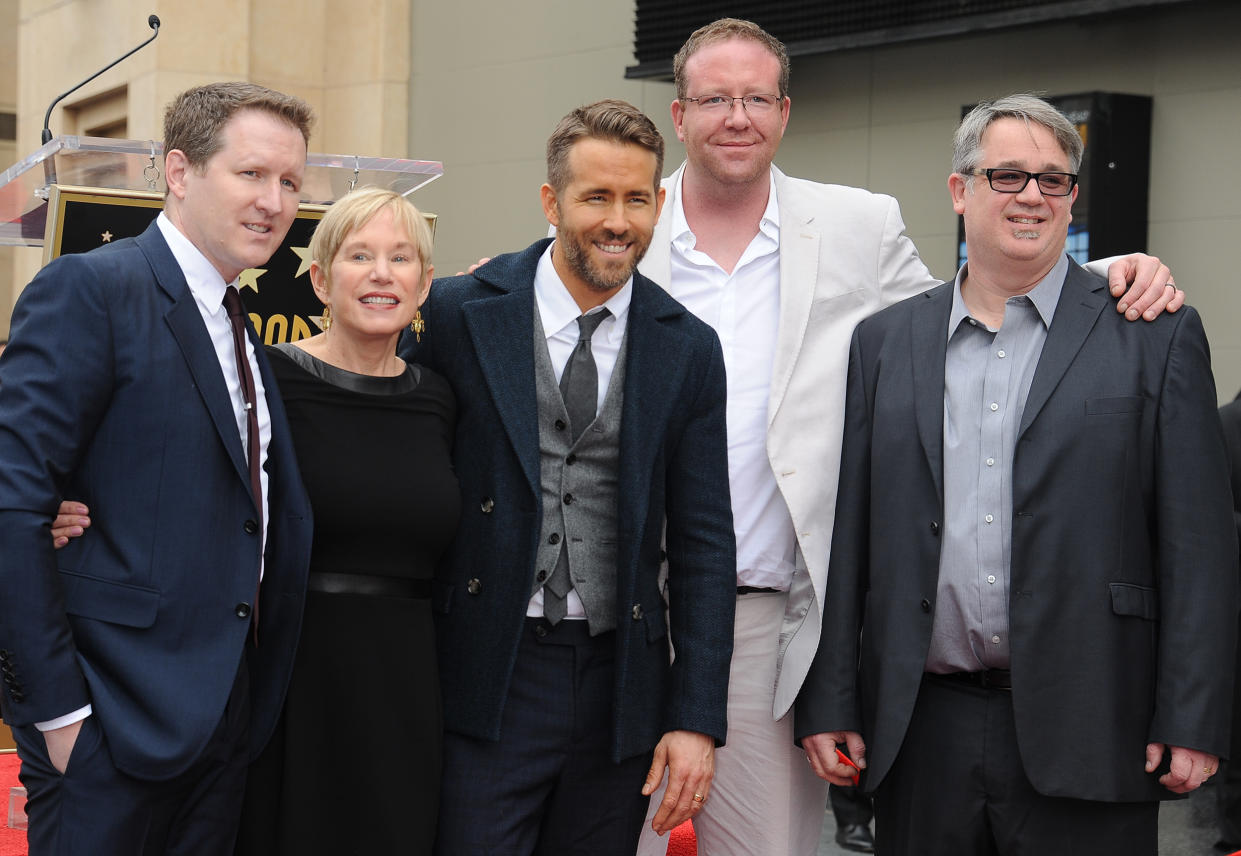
[835,822,875,853]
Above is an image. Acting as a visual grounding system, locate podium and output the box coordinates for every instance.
[0,135,443,344]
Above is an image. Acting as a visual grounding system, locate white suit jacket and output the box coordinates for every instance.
[638,163,936,718]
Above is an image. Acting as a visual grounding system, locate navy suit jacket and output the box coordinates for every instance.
[796,260,1238,802]
[0,221,313,781]
[401,238,736,762]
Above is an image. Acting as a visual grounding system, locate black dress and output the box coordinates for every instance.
[236,344,460,856]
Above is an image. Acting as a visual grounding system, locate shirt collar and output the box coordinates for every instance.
[156,212,235,314]
[948,253,1069,340]
[534,241,632,341]
[670,166,780,255]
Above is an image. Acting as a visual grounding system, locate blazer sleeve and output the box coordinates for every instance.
[0,254,117,724]
[661,330,737,744]
[875,194,938,308]
[1147,308,1239,755]
[794,323,871,740]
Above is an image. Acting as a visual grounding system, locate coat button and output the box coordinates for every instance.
[632,604,644,620]
[467,578,483,595]
[921,599,931,613]
[563,493,574,505]
[235,602,252,619]
[536,570,548,582]
[480,497,494,513]
[554,419,566,431]
[565,453,577,465]
[549,533,560,545]
[243,519,259,535]
[929,521,940,536]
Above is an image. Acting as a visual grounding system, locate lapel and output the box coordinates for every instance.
[137,223,251,489]
[768,166,822,429]
[618,274,692,551]
[1018,261,1108,438]
[462,241,546,497]
[911,283,954,500]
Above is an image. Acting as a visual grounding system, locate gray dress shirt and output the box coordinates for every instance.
[925,255,1068,673]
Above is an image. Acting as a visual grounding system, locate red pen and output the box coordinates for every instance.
[835,748,861,786]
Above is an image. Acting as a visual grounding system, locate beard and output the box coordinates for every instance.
[556,223,652,293]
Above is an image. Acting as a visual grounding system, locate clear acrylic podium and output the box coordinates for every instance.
[0,136,443,343]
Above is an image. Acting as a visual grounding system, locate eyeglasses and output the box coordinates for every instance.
[969,168,1078,196]
[681,94,783,114]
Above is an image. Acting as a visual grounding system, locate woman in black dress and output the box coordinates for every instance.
[234,187,460,855]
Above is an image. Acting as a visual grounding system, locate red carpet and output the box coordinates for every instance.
[0,753,25,856]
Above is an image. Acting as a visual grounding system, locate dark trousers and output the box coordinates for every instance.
[435,617,651,856]
[874,674,1158,856]
[14,657,251,856]
[830,782,874,827]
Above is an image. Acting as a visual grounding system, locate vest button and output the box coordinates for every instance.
[930,521,940,536]
[467,578,483,595]
[536,570,547,582]
[480,497,494,513]
[554,419,566,431]
[534,624,548,638]
[565,453,577,465]
[563,493,573,505]
[632,604,644,620]
[921,599,932,613]
[549,533,560,544]
[243,519,259,535]
[235,602,252,619]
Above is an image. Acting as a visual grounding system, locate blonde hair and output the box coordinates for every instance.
[309,187,433,289]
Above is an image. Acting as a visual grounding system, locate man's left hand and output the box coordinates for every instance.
[642,729,714,835]
[1108,253,1184,321]
[1145,742,1218,793]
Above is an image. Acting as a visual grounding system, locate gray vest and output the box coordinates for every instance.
[531,304,627,635]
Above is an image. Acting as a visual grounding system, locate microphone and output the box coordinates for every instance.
[41,14,161,145]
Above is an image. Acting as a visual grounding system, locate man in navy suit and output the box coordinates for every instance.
[404,100,736,855]
[796,94,1237,854]
[0,82,314,854]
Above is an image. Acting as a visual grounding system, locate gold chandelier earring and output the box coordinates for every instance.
[411,309,425,343]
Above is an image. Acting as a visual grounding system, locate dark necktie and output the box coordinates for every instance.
[222,286,263,638]
[544,308,610,624]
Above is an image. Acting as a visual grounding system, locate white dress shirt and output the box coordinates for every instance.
[526,242,632,620]
[665,169,796,590]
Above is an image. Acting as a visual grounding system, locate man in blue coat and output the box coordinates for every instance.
[404,100,736,855]
[0,82,314,854]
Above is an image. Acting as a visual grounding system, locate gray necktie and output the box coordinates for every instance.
[545,308,610,624]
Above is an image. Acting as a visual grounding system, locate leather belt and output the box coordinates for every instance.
[307,571,431,599]
[736,586,782,595]
[930,669,1012,691]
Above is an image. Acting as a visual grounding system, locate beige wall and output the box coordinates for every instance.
[406,0,681,278]
[0,0,17,336]
[7,0,410,304]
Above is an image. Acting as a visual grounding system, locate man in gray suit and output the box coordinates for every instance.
[796,93,1236,854]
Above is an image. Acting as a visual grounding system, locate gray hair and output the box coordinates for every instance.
[952,94,1083,177]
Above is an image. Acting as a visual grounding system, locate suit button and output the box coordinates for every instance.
[243,519,259,535]
[536,570,548,582]
[565,453,577,465]
[632,604,644,620]
[549,533,561,545]
[929,521,940,537]
[467,578,483,595]
[480,497,494,513]
[535,624,548,638]
[10,692,22,703]
[563,493,574,505]
[921,599,931,613]
[235,603,252,619]
[554,419,566,431]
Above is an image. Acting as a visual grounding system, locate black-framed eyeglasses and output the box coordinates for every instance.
[681,94,783,113]
[969,168,1078,196]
